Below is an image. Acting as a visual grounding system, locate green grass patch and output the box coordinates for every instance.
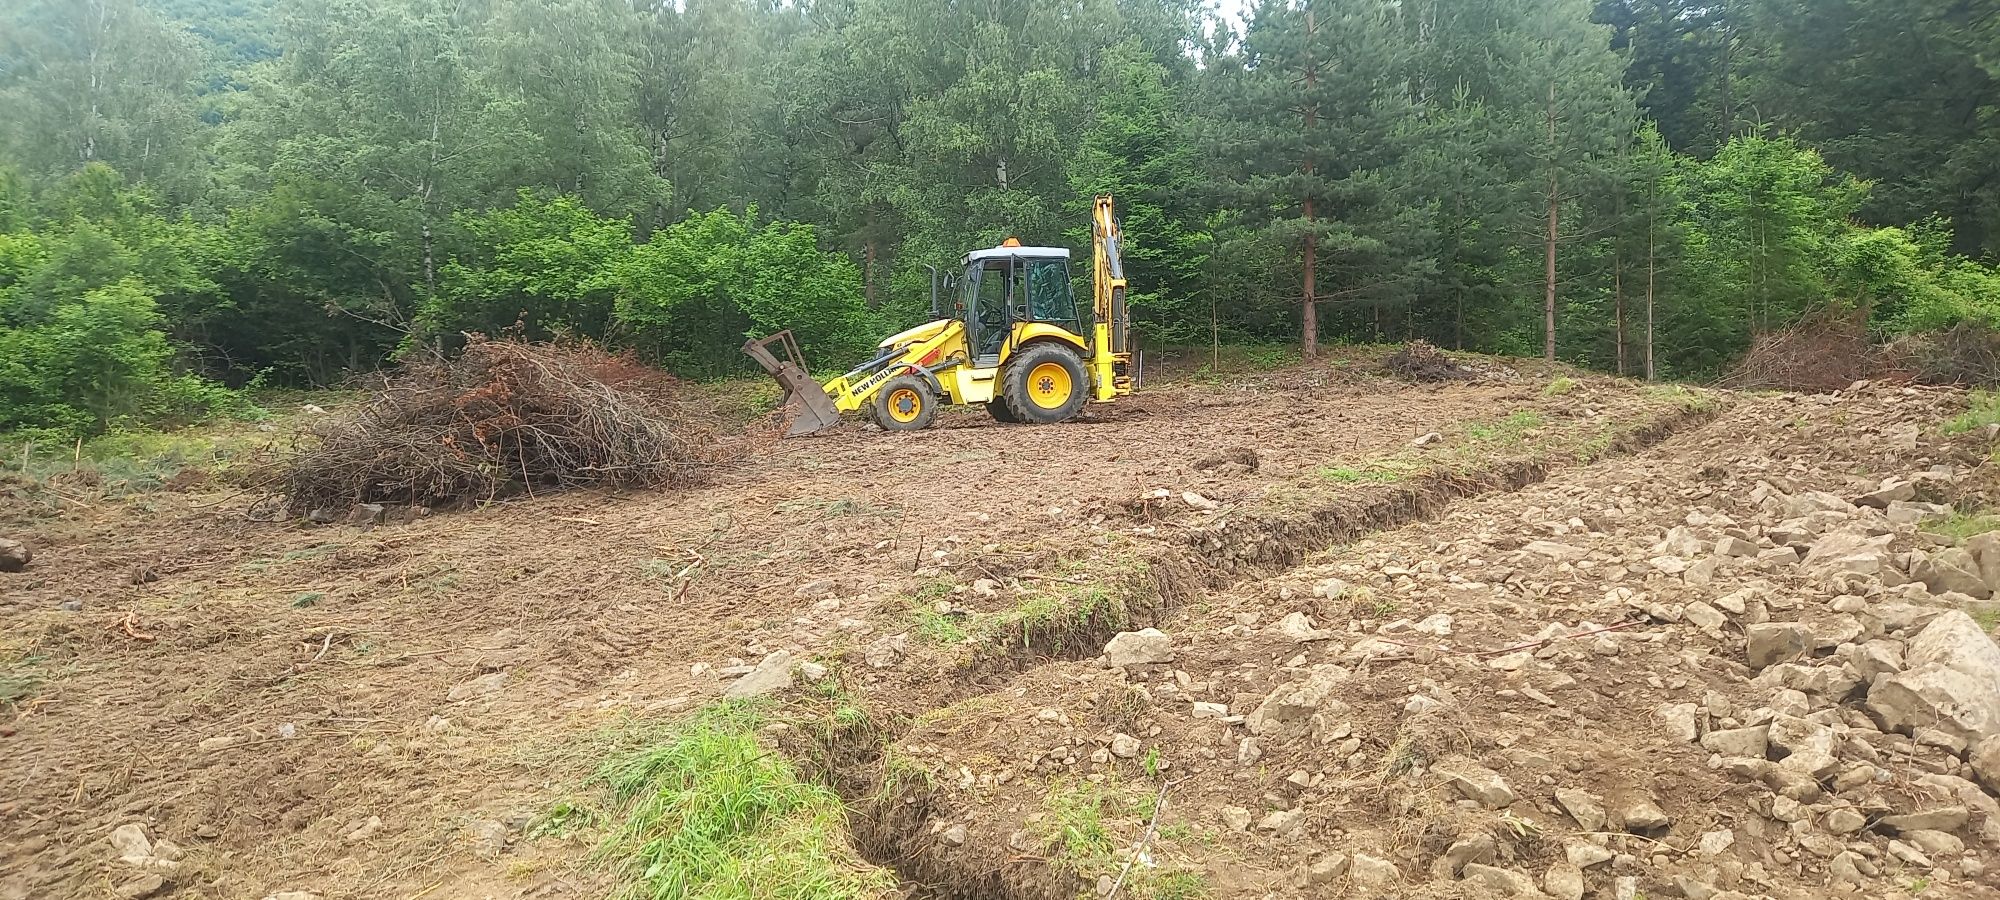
[1644,383,1718,413]
[1944,390,2000,435]
[1922,510,2000,542]
[592,702,891,900]
[1970,606,2000,633]
[1466,410,1545,443]
[1542,375,1577,396]
[1040,779,1119,875]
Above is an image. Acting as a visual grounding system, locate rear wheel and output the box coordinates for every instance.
[1002,343,1089,424]
[872,375,937,431]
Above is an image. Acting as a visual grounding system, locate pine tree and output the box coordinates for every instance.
[1215,0,1427,357]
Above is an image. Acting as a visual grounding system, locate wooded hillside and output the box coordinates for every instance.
[1,0,1996,433]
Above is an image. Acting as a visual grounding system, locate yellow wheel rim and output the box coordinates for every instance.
[1027,362,1073,409]
[886,387,923,423]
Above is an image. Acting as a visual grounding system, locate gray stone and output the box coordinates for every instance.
[1103,629,1174,667]
[1617,797,1671,832]
[1766,714,1835,757]
[1220,806,1252,832]
[1257,808,1304,836]
[0,537,31,572]
[1879,806,1969,833]
[1461,863,1540,896]
[1972,738,2000,794]
[1247,665,1348,736]
[1555,788,1607,831]
[1906,610,2000,676]
[1301,853,1349,886]
[1915,547,1991,599]
[1716,535,1759,558]
[1802,531,1895,576]
[1437,759,1515,809]
[1273,611,1334,642]
[108,823,153,862]
[1683,602,1728,635]
[1564,843,1613,868]
[1854,479,1917,508]
[1349,854,1401,889]
[865,633,909,668]
[1545,863,1586,900]
[1903,829,1964,856]
[1442,833,1496,876]
[1887,839,1933,868]
[1700,725,1770,758]
[1312,577,1350,599]
[1744,622,1812,670]
[447,672,508,701]
[1823,807,1867,833]
[1657,703,1699,742]
[1787,491,1855,517]
[939,823,968,845]
[724,651,796,699]
[1887,500,1950,526]
[1847,640,1906,680]
[1109,733,1142,759]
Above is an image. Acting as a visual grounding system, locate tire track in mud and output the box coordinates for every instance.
[788,397,1728,900]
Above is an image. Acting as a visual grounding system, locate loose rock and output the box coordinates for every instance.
[1103,629,1174,667]
[0,538,30,572]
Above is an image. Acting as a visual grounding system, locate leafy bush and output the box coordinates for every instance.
[611,208,878,376]
[425,192,633,342]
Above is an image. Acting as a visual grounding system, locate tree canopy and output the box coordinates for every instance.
[0,0,1995,433]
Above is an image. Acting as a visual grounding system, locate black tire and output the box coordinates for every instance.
[985,397,1021,424]
[1002,343,1089,424]
[872,374,937,431]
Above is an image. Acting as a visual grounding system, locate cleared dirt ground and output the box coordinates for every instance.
[4,354,1997,900]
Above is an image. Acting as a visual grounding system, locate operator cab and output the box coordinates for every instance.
[957,240,1082,367]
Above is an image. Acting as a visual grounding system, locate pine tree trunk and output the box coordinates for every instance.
[1302,215,1318,359]
[1543,82,1560,364]
[1719,1,1734,142]
[1299,4,1319,360]
[1646,216,1658,382]
[1614,255,1626,375]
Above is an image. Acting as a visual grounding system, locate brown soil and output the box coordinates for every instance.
[2,359,1992,900]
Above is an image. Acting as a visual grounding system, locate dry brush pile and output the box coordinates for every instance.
[279,341,736,514]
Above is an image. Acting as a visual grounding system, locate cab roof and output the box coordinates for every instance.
[964,245,1071,263]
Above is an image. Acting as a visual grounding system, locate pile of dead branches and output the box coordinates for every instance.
[1885,321,2000,386]
[280,340,729,513]
[1719,314,1888,392]
[1383,340,1472,382]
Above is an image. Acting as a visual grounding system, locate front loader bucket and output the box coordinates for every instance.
[743,331,842,437]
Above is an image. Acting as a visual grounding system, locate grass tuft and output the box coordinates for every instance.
[1542,375,1577,397]
[1922,510,2000,541]
[592,702,891,900]
[1944,390,2000,435]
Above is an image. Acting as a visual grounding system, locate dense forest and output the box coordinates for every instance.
[1,0,1997,434]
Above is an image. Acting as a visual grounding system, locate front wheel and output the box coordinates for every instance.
[1002,343,1089,424]
[872,375,937,431]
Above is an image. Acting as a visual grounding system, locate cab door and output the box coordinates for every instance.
[962,257,1016,367]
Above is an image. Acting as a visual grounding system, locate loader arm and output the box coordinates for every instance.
[1091,195,1132,400]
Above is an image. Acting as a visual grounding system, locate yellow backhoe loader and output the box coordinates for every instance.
[744,195,1134,435]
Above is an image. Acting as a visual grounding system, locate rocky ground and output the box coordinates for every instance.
[852,382,2000,899]
[5,359,2000,900]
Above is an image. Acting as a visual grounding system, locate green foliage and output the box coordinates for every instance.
[1943,390,2000,435]
[591,702,891,900]
[613,208,876,375]
[428,192,633,342]
[0,0,1995,438]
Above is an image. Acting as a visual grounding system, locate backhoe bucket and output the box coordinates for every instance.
[743,331,842,437]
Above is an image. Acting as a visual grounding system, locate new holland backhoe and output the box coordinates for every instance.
[744,195,1134,435]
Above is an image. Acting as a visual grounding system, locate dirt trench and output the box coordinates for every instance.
[788,397,1722,900]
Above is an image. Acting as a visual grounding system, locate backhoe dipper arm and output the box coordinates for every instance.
[1091,195,1130,400]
